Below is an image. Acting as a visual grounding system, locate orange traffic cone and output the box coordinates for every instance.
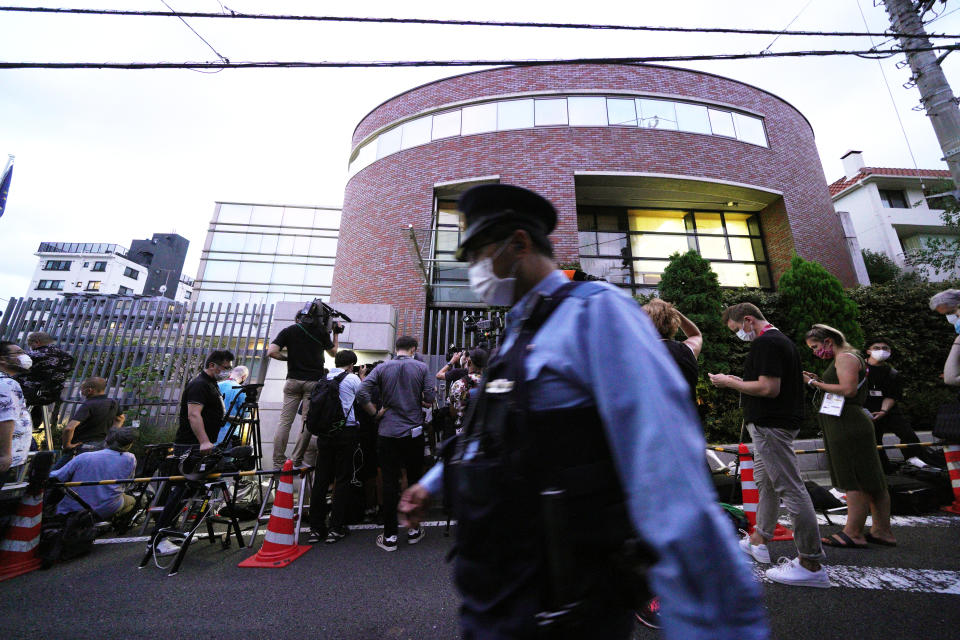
[942,444,960,515]
[738,443,794,541]
[239,459,311,568]
[0,491,43,582]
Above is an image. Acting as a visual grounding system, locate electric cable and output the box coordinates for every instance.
[2,5,960,39]
[158,0,228,74]
[760,0,817,54]
[2,44,958,70]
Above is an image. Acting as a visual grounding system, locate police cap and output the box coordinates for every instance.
[454,184,557,261]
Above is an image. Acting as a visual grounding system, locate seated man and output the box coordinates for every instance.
[49,427,137,521]
[216,365,249,445]
[57,377,122,467]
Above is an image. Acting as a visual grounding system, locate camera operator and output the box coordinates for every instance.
[267,303,339,469]
[150,350,234,556]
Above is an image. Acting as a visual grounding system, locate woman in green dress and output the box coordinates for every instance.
[802,324,896,548]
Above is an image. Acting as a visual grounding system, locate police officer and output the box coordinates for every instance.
[399,185,767,640]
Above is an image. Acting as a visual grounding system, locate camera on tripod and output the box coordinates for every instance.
[232,382,263,404]
[463,315,503,350]
[296,298,352,337]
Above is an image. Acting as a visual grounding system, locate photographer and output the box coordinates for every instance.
[448,348,487,433]
[267,301,339,469]
[55,377,122,469]
[150,350,234,556]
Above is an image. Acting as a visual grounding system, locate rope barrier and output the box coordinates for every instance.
[52,465,315,488]
[707,441,946,456]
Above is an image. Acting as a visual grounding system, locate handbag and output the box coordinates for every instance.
[933,401,960,444]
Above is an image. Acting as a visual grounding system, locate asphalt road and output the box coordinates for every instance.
[2,515,959,639]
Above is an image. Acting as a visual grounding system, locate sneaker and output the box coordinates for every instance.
[739,535,771,564]
[154,538,181,557]
[407,527,425,545]
[376,534,398,552]
[325,527,348,544]
[307,529,325,544]
[765,557,831,588]
[635,597,662,630]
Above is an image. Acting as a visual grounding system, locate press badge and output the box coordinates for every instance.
[869,390,883,397]
[819,393,845,416]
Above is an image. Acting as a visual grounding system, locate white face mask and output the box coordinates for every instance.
[467,239,517,307]
[8,353,32,371]
[869,350,891,362]
[947,313,959,325]
[735,320,756,342]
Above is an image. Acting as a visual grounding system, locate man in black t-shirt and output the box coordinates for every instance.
[150,349,234,557]
[61,377,120,454]
[266,320,338,468]
[864,339,936,471]
[709,303,828,589]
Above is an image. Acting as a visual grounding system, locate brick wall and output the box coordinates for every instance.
[332,64,856,310]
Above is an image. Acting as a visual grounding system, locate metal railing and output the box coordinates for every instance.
[0,297,273,430]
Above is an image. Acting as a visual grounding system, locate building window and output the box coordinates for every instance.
[123,266,139,279]
[118,285,133,296]
[86,281,101,291]
[430,199,480,304]
[43,260,72,271]
[879,189,909,209]
[36,280,64,291]
[577,207,771,290]
[91,261,107,272]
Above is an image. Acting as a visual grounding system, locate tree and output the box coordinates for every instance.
[861,248,901,284]
[777,255,863,368]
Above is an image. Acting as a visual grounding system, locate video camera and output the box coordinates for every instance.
[463,314,503,350]
[178,445,256,484]
[296,298,352,337]
[231,382,263,405]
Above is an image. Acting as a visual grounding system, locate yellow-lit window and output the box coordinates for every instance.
[694,212,724,235]
[729,237,756,261]
[627,210,686,233]
[697,236,729,259]
[724,213,753,236]
[630,234,690,259]
[711,262,760,287]
[632,259,670,285]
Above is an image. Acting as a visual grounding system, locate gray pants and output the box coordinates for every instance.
[273,379,317,469]
[748,423,825,562]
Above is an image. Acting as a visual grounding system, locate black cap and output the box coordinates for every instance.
[454,184,558,261]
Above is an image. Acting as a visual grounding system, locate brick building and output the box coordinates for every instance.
[332,64,856,353]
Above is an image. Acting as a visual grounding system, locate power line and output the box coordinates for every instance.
[3,5,960,39]
[761,0,817,54]
[159,0,229,66]
[1,44,955,70]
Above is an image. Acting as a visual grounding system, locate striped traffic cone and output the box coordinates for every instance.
[0,491,43,582]
[738,443,794,541]
[942,444,960,515]
[238,459,311,568]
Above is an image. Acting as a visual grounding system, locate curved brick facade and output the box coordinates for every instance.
[333,64,855,312]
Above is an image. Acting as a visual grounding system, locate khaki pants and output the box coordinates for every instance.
[748,423,825,562]
[274,379,317,469]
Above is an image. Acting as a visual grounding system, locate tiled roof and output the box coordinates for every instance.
[829,167,952,197]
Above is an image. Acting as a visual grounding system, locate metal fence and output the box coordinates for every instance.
[0,297,273,430]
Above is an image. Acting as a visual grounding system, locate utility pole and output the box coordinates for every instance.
[883,0,960,191]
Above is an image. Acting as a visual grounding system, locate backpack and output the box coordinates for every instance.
[305,371,350,436]
[39,510,98,568]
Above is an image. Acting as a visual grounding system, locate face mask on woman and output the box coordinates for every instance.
[948,313,960,334]
[869,349,890,362]
[814,345,835,360]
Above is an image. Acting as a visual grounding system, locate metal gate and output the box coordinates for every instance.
[0,297,273,430]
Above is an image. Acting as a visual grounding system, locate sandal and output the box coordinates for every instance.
[821,532,868,549]
[864,533,897,547]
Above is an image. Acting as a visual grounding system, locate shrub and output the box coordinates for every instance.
[862,249,901,284]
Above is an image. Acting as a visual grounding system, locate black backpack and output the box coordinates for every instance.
[305,371,349,436]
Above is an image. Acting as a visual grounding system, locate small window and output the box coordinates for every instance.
[43,260,72,271]
[708,109,736,138]
[606,98,637,127]
[637,99,678,130]
[432,111,461,140]
[92,261,107,272]
[123,266,139,280]
[401,116,433,150]
[118,286,133,296]
[879,189,909,208]
[497,99,535,131]
[376,126,403,159]
[461,103,498,136]
[36,279,64,291]
[83,262,89,267]
[675,103,711,135]
[567,97,608,127]
[86,281,101,291]
[534,99,568,126]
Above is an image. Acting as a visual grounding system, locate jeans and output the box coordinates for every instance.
[274,379,317,469]
[747,424,825,562]
[309,427,360,533]
[378,434,425,538]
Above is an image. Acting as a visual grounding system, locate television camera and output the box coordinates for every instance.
[462,314,504,351]
[296,298,352,337]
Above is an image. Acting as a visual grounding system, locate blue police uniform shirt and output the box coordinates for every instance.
[216,380,246,444]
[420,270,768,640]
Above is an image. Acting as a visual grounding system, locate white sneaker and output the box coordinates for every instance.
[906,456,929,469]
[154,538,181,557]
[739,535,771,564]
[765,557,831,588]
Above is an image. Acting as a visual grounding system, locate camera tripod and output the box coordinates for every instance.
[138,476,246,577]
[222,393,264,470]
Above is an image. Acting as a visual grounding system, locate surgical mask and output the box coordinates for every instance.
[467,239,517,306]
[217,372,231,381]
[947,313,960,334]
[735,322,756,342]
[8,354,32,371]
[869,350,890,362]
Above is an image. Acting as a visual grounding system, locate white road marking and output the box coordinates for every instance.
[753,564,960,594]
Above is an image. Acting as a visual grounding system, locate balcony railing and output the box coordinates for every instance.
[38,242,129,258]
